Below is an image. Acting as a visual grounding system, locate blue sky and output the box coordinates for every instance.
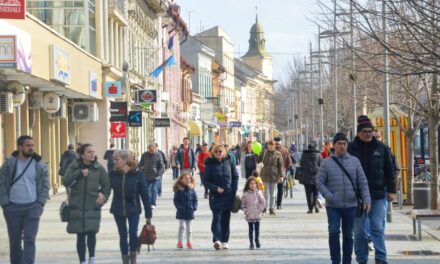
[176,0,318,83]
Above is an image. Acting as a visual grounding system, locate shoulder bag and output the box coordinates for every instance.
[227,159,241,213]
[331,157,365,217]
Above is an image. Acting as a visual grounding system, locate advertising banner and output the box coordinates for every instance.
[0,0,26,20]
[110,102,127,122]
[110,122,126,138]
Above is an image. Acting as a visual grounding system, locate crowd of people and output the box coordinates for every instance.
[0,115,399,264]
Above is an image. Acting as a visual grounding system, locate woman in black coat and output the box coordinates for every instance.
[203,144,239,250]
[110,150,152,264]
[299,142,323,214]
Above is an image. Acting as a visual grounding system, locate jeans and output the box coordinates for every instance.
[172,166,179,180]
[263,181,277,210]
[178,219,193,242]
[354,198,387,263]
[76,232,96,262]
[276,181,284,207]
[326,207,357,264]
[146,179,160,206]
[248,221,260,243]
[304,184,318,211]
[3,202,42,264]
[211,209,231,243]
[200,172,208,196]
[158,175,163,196]
[114,214,140,255]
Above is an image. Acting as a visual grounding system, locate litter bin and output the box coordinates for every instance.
[413,182,430,209]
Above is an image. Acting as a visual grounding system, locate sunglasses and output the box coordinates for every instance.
[214,150,223,153]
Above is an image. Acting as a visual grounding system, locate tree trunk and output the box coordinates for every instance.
[428,113,439,210]
[406,134,414,204]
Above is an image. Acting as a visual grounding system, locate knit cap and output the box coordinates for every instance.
[357,115,373,133]
[333,132,348,145]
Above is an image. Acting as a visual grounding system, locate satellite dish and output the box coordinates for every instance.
[7,81,26,107]
[43,92,61,113]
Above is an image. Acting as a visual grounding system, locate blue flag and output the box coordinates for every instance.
[168,36,174,50]
[165,55,176,67]
[150,55,176,78]
[151,65,163,78]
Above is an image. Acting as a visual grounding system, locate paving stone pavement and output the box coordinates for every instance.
[0,169,439,263]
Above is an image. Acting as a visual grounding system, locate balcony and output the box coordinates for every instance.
[109,0,128,26]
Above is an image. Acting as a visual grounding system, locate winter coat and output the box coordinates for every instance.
[241,190,266,222]
[139,151,164,181]
[276,145,292,169]
[175,147,196,170]
[242,151,257,178]
[59,150,79,176]
[299,149,323,185]
[63,160,111,234]
[256,150,285,182]
[169,151,178,167]
[203,154,239,211]
[103,149,115,173]
[348,137,396,199]
[197,151,210,174]
[173,183,198,220]
[0,151,50,207]
[109,169,152,219]
[317,153,371,208]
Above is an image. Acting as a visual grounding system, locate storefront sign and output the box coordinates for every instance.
[50,45,71,84]
[214,112,227,123]
[128,111,142,127]
[110,102,127,122]
[0,35,16,68]
[110,122,126,138]
[229,121,242,128]
[105,81,122,97]
[0,21,31,72]
[200,103,214,121]
[89,71,98,97]
[137,90,157,103]
[0,0,26,20]
[153,118,171,127]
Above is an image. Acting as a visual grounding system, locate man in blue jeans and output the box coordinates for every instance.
[348,116,396,264]
[139,144,164,209]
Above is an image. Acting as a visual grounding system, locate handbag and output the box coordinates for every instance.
[59,200,69,222]
[228,159,241,213]
[331,157,365,217]
[137,220,157,252]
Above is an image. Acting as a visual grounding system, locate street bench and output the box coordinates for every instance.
[410,209,440,241]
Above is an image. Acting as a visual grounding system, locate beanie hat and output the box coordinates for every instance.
[357,115,373,133]
[333,132,348,145]
[307,141,318,150]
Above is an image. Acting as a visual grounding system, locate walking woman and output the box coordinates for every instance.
[255,140,284,215]
[241,141,257,179]
[110,150,152,264]
[317,133,371,264]
[203,144,239,250]
[63,144,111,264]
[299,142,323,214]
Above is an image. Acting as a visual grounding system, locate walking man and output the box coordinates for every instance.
[58,144,78,177]
[139,144,164,209]
[348,116,396,264]
[103,143,116,173]
[274,137,292,210]
[0,135,50,264]
[176,137,196,174]
[155,143,168,197]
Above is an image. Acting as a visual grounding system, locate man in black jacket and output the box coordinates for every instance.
[348,116,396,264]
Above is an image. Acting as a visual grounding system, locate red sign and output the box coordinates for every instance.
[110,122,126,138]
[0,0,26,20]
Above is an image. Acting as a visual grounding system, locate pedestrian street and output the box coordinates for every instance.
[1,169,439,264]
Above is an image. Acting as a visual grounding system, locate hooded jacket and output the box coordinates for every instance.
[63,159,111,234]
[0,151,50,207]
[348,136,396,199]
[139,151,164,181]
[241,190,266,221]
[203,154,239,210]
[256,150,285,182]
[173,181,198,220]
[299,147,323,185]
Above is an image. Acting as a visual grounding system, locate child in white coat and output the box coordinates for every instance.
[241,176,266,249]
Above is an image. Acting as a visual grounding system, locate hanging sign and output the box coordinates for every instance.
[137,90,157,103]
[153,118,171,127]
[128,111,142,127]
[110,102,127,122]
[50,45,71,84]
[105,81,122,97]
[110,122,126,138]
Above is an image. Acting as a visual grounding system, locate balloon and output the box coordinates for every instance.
[252,142,263,155]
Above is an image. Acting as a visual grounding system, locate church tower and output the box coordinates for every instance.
[241,14,273,78]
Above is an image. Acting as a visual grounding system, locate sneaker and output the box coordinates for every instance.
[151,205,156,209]
[222,242,229,249]
[177,241,183,249]
[368,240,374,251]
[187,241,192,249]
[307,210,313,214]
[249,242,254,250]
[255,240,261,249]
[213,241,221,250]
[315,207,320,213]
[316,198,323,209]
[88,257,95,264]
[269,208,276,215]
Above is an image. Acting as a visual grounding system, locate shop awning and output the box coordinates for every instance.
[188,120,202,136]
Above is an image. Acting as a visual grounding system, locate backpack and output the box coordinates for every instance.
[137,223,157,252]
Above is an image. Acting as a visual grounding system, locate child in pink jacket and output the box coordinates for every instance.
[241,176,266,249]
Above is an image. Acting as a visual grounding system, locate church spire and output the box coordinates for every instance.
[242,11,269,58]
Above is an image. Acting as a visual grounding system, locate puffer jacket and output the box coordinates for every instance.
[317,153,371,208]
[139,151,164,181]
[173,183,198,220]
[203,154,239,211]
[299,149,322,185]
[241,190,266,222]
[109,169,152,219]
[256,150,285,182]
[63,160,111,234]
[0,151,49,207]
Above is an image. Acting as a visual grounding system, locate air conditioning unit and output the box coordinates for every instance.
[28,92,44,109]
[0,92,13,114]
[49,97,67,119]
[72,102,99,122]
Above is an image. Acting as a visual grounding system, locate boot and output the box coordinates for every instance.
[122,255,129,264]
[130,251,137,264]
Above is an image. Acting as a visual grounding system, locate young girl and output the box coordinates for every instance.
[173,172,198,249]
[241,176,266,249]
[251,170,265,192]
